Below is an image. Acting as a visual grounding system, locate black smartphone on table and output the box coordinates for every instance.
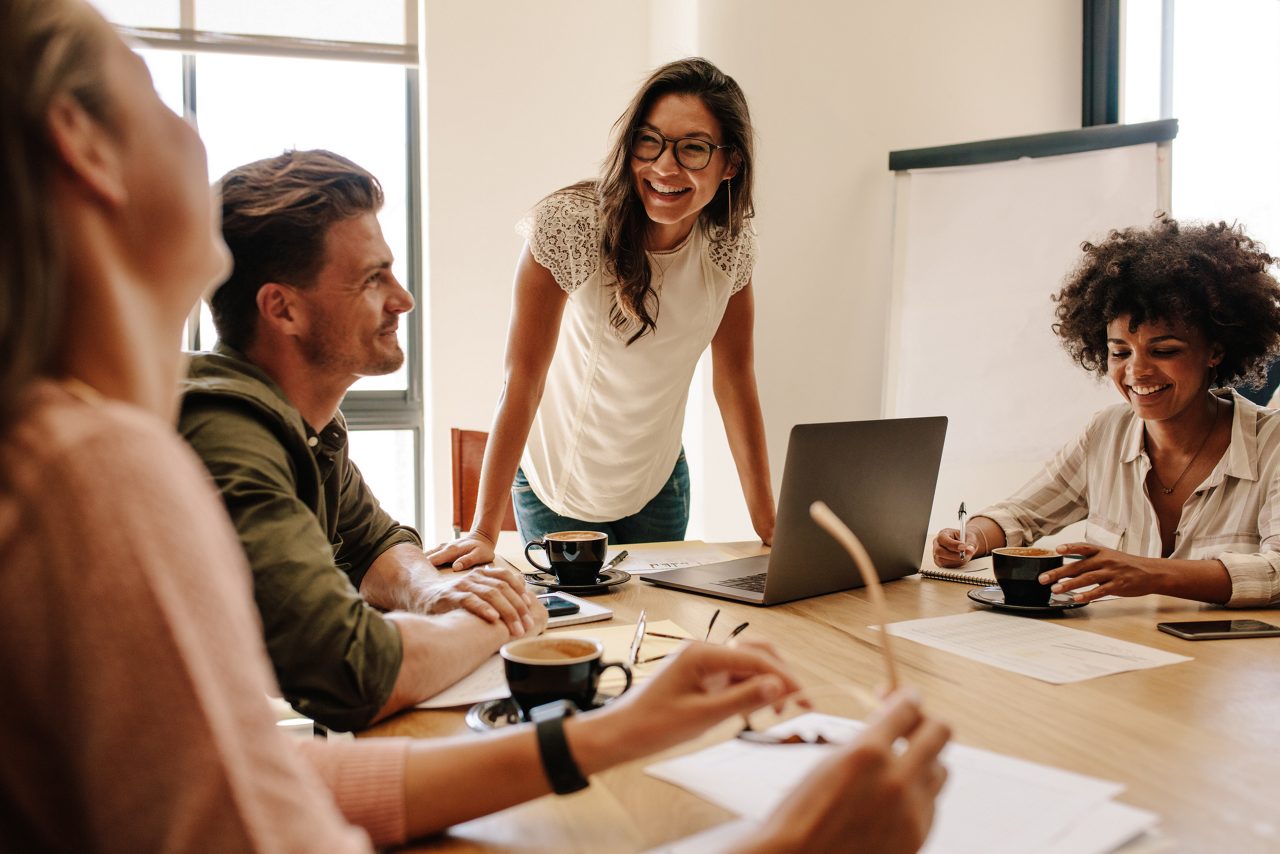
[538,594,581,617]
[1157,619,1280,640]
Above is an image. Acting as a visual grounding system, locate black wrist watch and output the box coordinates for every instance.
[530,700,589,795]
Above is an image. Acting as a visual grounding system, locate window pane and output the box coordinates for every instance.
[1121,0,1163,123]
[91,0,178,29]
[195,54,410,390]
[347,429,418,530]
[197,0,407,45]
[1171,0,1280,250]
[138,49,184,117]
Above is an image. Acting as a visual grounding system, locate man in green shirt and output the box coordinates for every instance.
[180,150,543,732]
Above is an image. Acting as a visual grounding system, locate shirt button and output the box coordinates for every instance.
[307,437,319,447]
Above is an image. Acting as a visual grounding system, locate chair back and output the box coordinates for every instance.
[451,428,518,537]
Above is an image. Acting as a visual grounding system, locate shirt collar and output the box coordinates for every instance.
[1217,389,1259,484]
[1121,410,1145,464]
[1120,389,1257,482]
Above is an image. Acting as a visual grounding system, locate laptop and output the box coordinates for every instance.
[642,417,947,605]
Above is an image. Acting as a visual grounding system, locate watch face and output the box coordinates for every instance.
[529,699,578,722]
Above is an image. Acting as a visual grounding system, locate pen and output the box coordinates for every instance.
[628,609,647,666]
[958,501,968,558]
[645,630,691,641]
[601,550,629,573]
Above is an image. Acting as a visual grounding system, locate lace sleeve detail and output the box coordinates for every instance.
[515,190,600,294]
[707,222,758,294]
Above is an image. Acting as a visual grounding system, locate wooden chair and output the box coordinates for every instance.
[451,428,518,537]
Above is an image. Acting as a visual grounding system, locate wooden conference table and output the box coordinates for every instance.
[365,541,1280,853]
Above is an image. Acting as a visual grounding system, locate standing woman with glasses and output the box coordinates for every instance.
[430,57,775,567]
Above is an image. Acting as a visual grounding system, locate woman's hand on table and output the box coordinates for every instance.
[754,515,775,547]
[744,690,950,854]
[425,531,497,571]
[1040,543,1165,603]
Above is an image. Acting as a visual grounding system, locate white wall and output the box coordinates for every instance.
[420,0,1081,543]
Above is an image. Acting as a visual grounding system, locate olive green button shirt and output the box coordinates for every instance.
[179,345,420,731]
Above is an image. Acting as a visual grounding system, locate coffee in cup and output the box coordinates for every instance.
[500,636,632,720]
[991,546,1061,606]
[524,530,609,586]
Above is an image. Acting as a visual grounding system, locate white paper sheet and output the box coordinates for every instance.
[643,819,753,853]
[612,541,752,574]
[646,713,1156,854]
[884,611,1191,683]
[648,806,1159,854]
[416,655,508,709]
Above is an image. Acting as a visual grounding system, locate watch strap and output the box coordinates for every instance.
[531,701,589,795]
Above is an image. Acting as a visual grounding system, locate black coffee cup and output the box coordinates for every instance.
[991,547,1061,606]
[500,636,633,720]
[524,531,608,586]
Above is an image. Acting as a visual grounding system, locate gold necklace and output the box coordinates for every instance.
[1151,403,1220,495]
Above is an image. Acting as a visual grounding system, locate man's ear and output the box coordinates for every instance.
[257,283,306,337]
[45,93,127,207]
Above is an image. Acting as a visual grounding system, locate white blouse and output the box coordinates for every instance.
[979,390,1280,607]
[516,190,756,521]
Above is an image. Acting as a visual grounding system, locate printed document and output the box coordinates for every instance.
[884,611,1191,683]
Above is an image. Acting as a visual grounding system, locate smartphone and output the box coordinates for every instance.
[1157,619,1280,640]
[538,594,581,617]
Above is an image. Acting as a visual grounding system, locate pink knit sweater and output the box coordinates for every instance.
[0,383,409,851]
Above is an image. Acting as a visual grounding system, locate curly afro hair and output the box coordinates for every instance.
[1053,217,1280,389]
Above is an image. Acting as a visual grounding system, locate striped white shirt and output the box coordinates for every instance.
[979,390,1280,608]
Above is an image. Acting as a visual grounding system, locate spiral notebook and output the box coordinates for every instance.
[919,555,997,586]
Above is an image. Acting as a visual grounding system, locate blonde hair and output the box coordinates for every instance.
[0,0,113,429]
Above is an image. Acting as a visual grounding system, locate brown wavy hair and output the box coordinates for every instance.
[581,57,755,345]
[211,149,383,351]
[0,0,113,431]
[1053,217,1280,388]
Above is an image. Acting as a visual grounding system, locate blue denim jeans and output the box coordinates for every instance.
[512,451,690,545]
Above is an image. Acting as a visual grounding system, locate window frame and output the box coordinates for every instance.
[118,2,426,531]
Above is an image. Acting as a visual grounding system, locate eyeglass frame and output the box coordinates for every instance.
[629,128,735,171]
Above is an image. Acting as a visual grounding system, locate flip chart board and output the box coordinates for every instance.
[885,124,1174,539]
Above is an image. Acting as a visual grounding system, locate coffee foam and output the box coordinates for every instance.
[547,531,606,542]
[502,637,601,665]
[995,547,1057,558]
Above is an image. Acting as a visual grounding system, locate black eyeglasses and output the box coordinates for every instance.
[630,128,732,171]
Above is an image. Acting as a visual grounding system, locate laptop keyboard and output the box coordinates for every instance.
[717,571,768,592]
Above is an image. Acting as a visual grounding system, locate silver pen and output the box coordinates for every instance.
[601,549,629,573]
[958,502,968,558]
[628,609,647,666]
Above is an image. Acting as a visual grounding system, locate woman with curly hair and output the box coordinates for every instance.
[428,57,775,569]
[932,217,1280,607]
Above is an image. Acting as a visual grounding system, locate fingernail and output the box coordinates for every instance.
[523,615,535,631]
[1052,583,1063,592]
[486,609,498,620]
[1038,573,1050,584]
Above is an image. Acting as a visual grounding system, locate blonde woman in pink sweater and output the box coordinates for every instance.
[0,2,949,851]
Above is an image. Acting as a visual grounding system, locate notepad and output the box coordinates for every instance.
[919,555,997,586]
